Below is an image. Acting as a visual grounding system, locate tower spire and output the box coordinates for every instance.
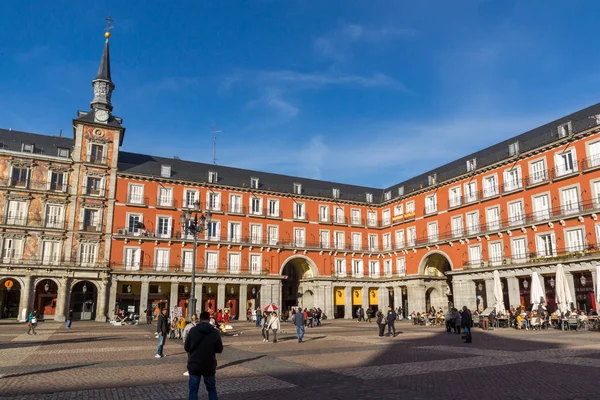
[90,16,115,119]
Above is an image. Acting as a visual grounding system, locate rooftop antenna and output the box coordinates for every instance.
[211,125,221,165]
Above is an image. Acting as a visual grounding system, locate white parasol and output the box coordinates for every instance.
[493,270,505,314]
[555,264,574,314]
[530,271,546,311]
[264,303,279,312]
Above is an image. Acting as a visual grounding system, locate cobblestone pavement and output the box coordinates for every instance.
[2,319,600,399]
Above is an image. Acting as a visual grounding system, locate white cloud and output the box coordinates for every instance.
[246,88,300,118]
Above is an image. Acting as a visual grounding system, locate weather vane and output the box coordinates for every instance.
[104,15,114,38]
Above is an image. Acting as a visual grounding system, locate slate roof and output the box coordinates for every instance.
[0,128,74,157]
[94,39,112,83]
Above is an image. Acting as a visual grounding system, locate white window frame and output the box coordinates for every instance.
[205,251,219,273]
[156,216,172,238]
[183,189,199,209]
[555,148,578,177]
[249,196,263,215]
[395,230,405,249]
[449,186,461,207]
[123,246,140,270]
[352,259,364,278]
[293,183,302,195]
[503,167,522,192]
[528,158,547,184]
[425,194,437,214]
[535,233,556,257]
[250,253,262,274]
[464,181,478,203]
[155,248,170,271]
[396,257,406,276]
[157,187,173,207]
[294,202,306,220]
[565,227,585,253]
[488,241,503,266]
[382,209,391,225]
[267,199,280,217]
[267,225,279,246]
[206,191,222,212]
[228,252,241,274]
[451,215,463,238]
[482,174,499,198]
[427,221,438,242]
[319,205,330,222]
[508,200,525,226]
[560,186,580,215]
[468,245,482,267]
[511,236,527,262]
[160,165,171,178]
[250,177,259,189]
[335,258,346,277]
[351,209,361,225]
[369,260,380,278]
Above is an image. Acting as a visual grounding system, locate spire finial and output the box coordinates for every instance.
[104,15,114,39]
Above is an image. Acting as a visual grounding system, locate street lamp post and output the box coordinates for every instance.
[181,201,211,320]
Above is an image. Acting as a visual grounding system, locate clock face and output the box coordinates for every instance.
[95,109,109,122]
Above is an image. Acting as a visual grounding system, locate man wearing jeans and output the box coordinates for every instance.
[185,311,223,400]
[292,308,305,343]
[155,308,168,358]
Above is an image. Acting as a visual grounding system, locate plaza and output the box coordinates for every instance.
[2,319,600,399]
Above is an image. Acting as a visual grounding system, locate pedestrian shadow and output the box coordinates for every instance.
[1,363,98,379]
[217,355,266,370]
[1,336,124,350]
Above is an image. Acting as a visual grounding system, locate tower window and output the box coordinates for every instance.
[161,165,171,178]
[208,171,218,183]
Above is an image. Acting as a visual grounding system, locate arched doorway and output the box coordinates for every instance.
[70,281,97,320]
[34,279,58,320]
[0,278,21,319]
[420,251,454,310]
[280,256,317,311]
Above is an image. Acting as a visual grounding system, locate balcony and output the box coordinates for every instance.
[503,178,523,193]
[0,256,103,268]
[525,169,552,187]
[126,195,148,206]
[86,153,108,165]
[110,262,270,275]
[156,197,177,209]
[582,154,600,171]
[228,204,246,214]
[0,215,67,230]
[463,245,600,269]
[333,215,347,225]
[293,213,309,222]
[0,178,69,192]
[265,208,281,218]
[554,161,580,179]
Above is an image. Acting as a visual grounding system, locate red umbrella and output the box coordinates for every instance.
[264,303,278,312]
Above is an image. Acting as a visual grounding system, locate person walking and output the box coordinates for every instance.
[155,308,168,358]
[387,306,397,337]
[376,310,386,337]
[255,307,262,327]
[268,312,280,343]
[182,314,198,376]
[261,312,270,342]
[185,311,223,400]
[27,309,38,335]
[461,306,473,343]
[66,308,73,329]
[145,307,153,325]
[365,308,372,323]
[292,307,305,342]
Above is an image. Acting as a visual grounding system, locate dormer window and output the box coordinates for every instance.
[22,143,34,153]
[508,142,519,156]
[398,186,405,196]
[161,165,171,178]
[250,177,259,189]
[428,174,437,186]
[384,191,391,201]
[466,158,476,172]
[558,121,572,138]
[293,183,302,195]
[208,170,218,183]
[366,193,373,203]
[57,148,69,158]
[332,188,340,199]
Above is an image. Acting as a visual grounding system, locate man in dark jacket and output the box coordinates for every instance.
[185,311,223,400]
[292,308,305,342]
[461,306,473,343]
[386,306,397,337]
[155,308,169,358]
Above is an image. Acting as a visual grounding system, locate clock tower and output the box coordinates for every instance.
[90,31,115,123]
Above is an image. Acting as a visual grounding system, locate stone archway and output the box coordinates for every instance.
[280,256,318,311]
[34,278,59,320]
[419,251,454,310]
[70,281,98,320]
[0,278,22,319]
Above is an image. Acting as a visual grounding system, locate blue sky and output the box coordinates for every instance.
[2,1,600,188]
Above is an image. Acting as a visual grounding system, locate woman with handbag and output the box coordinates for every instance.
[268,312,280,343]
[376,310,387,337]
[27,309,38,335]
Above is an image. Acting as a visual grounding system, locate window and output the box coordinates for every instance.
[533,194,551,221]
[45,204,63,229]
[267,199,279,217]
[332,188,340,199]
[467,158,477,172]
[351,209,361,225]
[207,191,221,211]
[11,166,29,187]
[250,224,262,244]
[368,234,378,251]
[86,177,103,196]
[228,253,241,273]
[293,183,302,195]
[558,121,572,138]
[536,233,556,257]
[128,184,144,204]
[49,171,67,191]
[529,159,547,184]
[294,202,306,220]
[160,165,171,178]
[229,195,242,213]
[427,222,438,242]
[395,230,405,249]
[334,206,344,224]
[398,186,405,196]
[351,233,362,251]
[80,243,98,267]
[407,227,416,246]
[157,217,172,238]
[451,216,463,238]
[406,201,415,214]
[294,228,305,247]
[158,187,173,207]
[57,148,70,158]
[369,260,380,277]
[466,211,479,235]
[384,191,391,201]
[509,142,520,156]
[511,237,527,261]
[383,233,391,250]
[6,200,26,225]
[334,232,345,250]
[394,204,404,216]
[123,247,140,270]
[366,193,373,203]
[382,209,391,225]
[486,207,500,231]
[42,241,61,265]
[319,205,329,222]
[184,189,199,209]
[489,242,503,266]
[503,168,521,192]
[508,201,524,226]
[449,186,461,207]
[89,144,105,164]
[555,149,577,177]
[483,175,498,197]
[268,226,278,246]
[22,143,33,153]
[464,181,477,203]
[2,238,23,262]
[155,249,170,271]
[208,171,218,183]
[335,259,346,277]
[182,250,193,271]
[206,221,220,240]
[205,252,218,273]
[566,228,585,252]
[425,194,437,214]
[352,260,363,277]
[320,230,330,249]
[127,214,142,235]
[367,210,377,226]
[561,187,579,215]
[250,254,262,274]
[250,177,259,189]
[594,181,600,207]
[587,141,600,168]
[468,245,482,266]
[250,197,262,215]
[396,258,406,276]
[83,209,100,232]
[228,222,241,242]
